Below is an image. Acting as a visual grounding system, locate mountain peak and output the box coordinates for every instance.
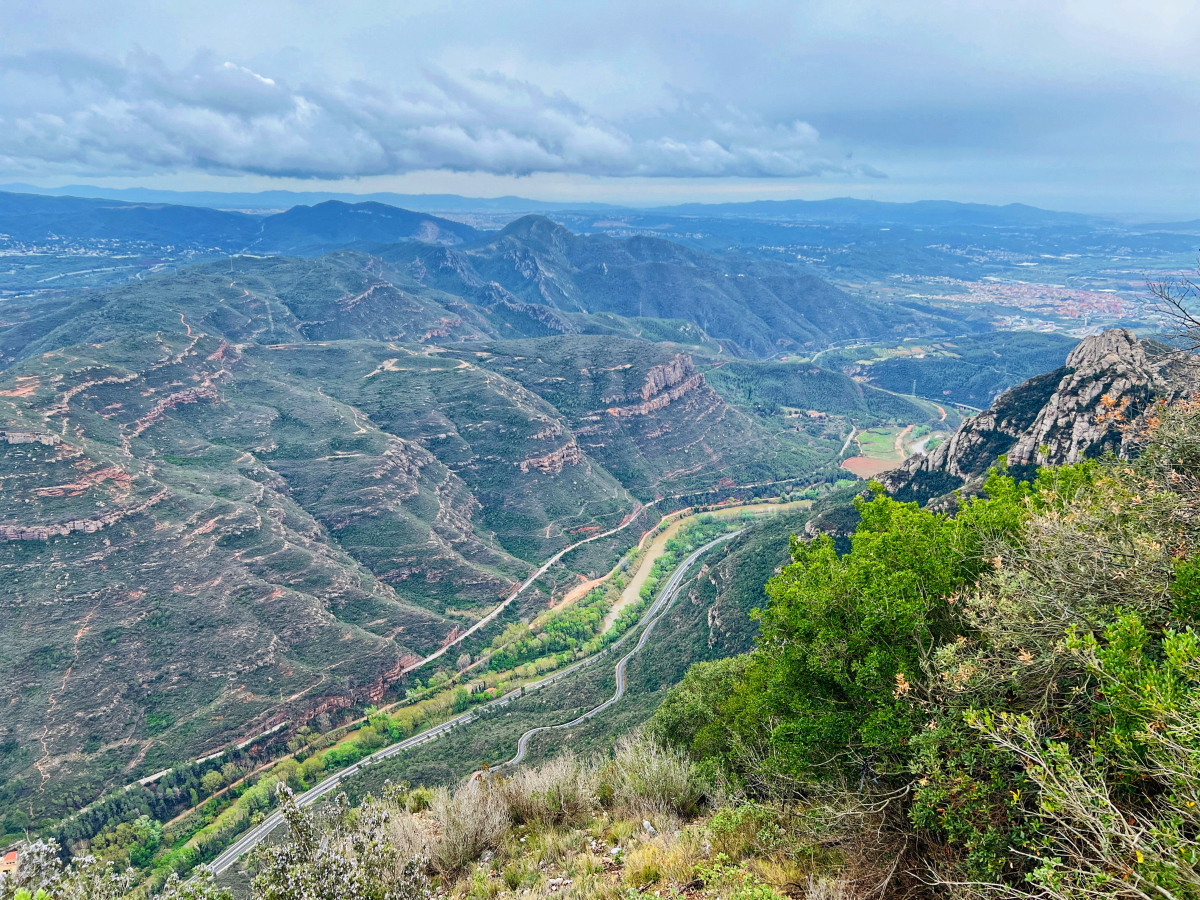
[1065,327,1147,375]
[494,214,575,245]
[881,328,1200,505]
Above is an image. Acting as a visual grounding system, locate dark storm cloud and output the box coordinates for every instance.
[0,49,875,180]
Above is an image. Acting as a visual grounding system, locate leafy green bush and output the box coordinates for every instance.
[655,397,1200,897]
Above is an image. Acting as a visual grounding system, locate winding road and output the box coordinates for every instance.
[399,500,657,677]
[208,529,739,876]
[498,531,740,767]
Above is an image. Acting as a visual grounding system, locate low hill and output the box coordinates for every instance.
[248,201,479,254]
[0,191,253,247]
[0,191,478,254]
[653,196,1104,227]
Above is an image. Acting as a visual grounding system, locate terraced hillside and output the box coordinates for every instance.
[0,250,889,824]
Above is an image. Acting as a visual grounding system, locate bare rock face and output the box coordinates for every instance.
[605,354,704,417]
[519,438,586,474]
[881,329,1199,505]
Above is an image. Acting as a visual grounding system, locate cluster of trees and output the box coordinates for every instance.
[655,398,1200,898]
[486,517,739,677]
[487,598,606,672]
[49,749,255,859]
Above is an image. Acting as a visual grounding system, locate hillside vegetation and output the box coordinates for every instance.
[655,398,1200,897]
[376,216,971,358]
[12,393,1194,900]
[818,332,1078,408]
[1,251,864,828]
[17,387,1200,899]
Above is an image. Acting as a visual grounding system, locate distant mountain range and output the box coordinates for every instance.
[373,215,984,356]
[9,182,1193,229]
[0,187,991,358]
[0,183,618,214]
[0,191,480,250]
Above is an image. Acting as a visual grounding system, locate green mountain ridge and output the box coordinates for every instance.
[377,215,979,357]
[2,250,896,823]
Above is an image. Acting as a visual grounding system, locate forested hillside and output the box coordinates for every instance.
[1,249,877,825]
[818,332,1079,407]
[2,208,1167,894]
[377,216,983,357]
[0,192,478,251]
[17,392,1200,900]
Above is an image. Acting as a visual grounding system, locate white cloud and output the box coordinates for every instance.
[0,50,875,181]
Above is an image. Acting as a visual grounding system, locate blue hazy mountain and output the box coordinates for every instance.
[0,191,480,250]
[0,183,621,213]
[0,182,1133,226]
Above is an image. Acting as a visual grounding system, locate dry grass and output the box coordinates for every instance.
[499,754,596,828]
[430,780,511,877]
[801,875,857,900]
[605,734,703,817]
[308,738,864,900]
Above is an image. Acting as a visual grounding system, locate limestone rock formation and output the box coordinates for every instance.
[881,328,1199,504]
[605,354,704,417]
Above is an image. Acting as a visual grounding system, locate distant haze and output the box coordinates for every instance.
[2,1,1198,217]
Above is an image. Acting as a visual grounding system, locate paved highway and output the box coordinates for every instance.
[499,531,741,767]
[208,528,739,876]
[399,501,658,677]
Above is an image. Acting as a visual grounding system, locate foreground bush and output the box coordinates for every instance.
[603,735,704,818]
[655,398,1200,898]
[252,786,432,900]
[0,839,229,900]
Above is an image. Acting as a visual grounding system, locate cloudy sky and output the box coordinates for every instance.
[2,0,1198,216]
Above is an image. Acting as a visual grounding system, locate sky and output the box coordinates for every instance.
[2,0,1198,217]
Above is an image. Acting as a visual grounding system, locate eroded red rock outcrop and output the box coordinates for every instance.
[606,354,704,417]
[0,488,169,541]
[519,438,585,474]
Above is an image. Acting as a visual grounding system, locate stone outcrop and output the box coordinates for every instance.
[519,439,585,474]
[881,329,1200,505]
[126,384,219,443]
[606,354,704,417]
[0,488,169,541]
[35,466,131,498]
[1,429,59,445]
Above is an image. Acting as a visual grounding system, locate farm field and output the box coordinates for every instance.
[841,420,946,478]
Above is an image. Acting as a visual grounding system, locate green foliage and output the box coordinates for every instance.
[656,398,1200,896]
[0,838,229,900]
[706,359,930,427]
[88,814,163,868]
[675,480,1024,785]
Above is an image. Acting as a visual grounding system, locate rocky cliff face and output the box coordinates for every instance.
[605,354,704,417]
[881,329,1199,504]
